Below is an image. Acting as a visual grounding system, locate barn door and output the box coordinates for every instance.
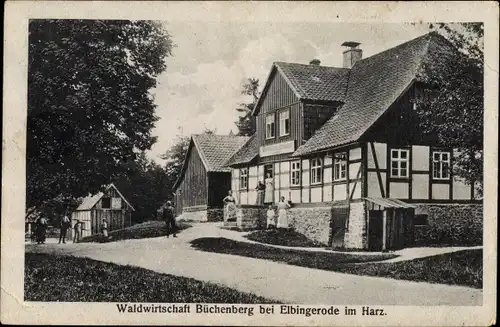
[368,210,383,251]
[330,205,349,248]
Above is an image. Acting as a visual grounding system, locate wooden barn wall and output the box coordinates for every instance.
[178,145,208,210]
[207,172,231,208]
[260,70,299,114]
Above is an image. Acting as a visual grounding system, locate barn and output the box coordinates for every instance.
[173,134,250,222]
[72,184,134,238]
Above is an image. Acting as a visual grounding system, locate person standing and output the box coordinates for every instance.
[73,220,81,243]
[163,201,177,238]
[58,214,71,244]
[266,205,276,229]
[255,181,265,205]
[101,218,108,238]
[223,190,237,222]
[36,214,48,244]
[277,196,291,229]
[264,173,274,204]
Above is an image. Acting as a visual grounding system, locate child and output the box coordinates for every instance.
[266,205,276,229]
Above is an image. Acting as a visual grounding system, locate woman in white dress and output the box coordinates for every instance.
[223,190,237,221]
[277,196,291,229]
[264,173,274,204]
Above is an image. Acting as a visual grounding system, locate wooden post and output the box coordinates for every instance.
[382,210,387,251]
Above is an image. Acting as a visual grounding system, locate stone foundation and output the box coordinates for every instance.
[287,207,331,246]
[207,208,223,222]
[344,202,367,249]
[178,210,207,222]
[236,205,266,230]
[414,203,483,246]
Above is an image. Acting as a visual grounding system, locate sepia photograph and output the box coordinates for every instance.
[2,1,498,326]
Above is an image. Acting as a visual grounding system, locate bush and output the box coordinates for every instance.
[414,224,482,247]
[245,229,326,247]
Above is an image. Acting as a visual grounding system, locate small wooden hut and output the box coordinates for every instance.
[72,184,134,238]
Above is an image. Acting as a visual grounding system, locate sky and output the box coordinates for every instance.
[147,22,431,163]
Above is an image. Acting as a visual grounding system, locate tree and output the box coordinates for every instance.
[235,78,260,136]
[415,23,484,194]
[113,152,171,223]
[27,19,173,211]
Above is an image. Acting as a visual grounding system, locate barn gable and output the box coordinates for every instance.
[76,184,134,211]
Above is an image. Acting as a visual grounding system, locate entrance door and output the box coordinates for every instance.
[330,205,349,248]
[264,164,273,178]
[368,210,383,251]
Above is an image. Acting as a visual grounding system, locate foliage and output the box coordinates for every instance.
[80,220,192,243]
[25,253,278,303]
[415,23,484,194]
[235,78,260,136]
[244,229,326,247]
[333,249,482,289]
[112,152,172,223]
[190,237,396,267]
[27,19,173,210]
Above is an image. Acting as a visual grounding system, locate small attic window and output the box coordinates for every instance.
[101,197,111,209]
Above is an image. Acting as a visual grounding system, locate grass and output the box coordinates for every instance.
[244,229,326,247]
[190,238,482,288]
[25,253,279,303]
[80,220,191,243]
[333,249,483,289]
[190,237,397,267]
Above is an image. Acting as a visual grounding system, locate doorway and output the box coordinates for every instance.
[368,210,383,251]
[264,164,273,178]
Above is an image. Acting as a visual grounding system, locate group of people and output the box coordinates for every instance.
[31,213,108,244]
[223,181,292,230]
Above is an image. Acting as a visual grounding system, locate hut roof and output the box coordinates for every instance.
[75,184,135,211]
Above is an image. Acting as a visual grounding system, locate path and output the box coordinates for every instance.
[27,223,483,305]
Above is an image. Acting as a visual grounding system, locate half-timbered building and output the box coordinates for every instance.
[173,134,250,222]
[225,32,482,250]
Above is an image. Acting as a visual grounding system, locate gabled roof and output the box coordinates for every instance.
[76,184,135,211]
[173,134,250,190]
[293,32,453,156]
[225,134,259,166]
[252,62,350,115]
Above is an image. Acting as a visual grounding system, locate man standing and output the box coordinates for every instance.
[73,220,81,243]
[163,201,177,238]
[59,214,71,244]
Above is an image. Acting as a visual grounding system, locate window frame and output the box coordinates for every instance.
[239,168,248,189]
[390,149,410,178]
[290,161,301,186]
[333,152,347,182]
[278,109,290,137]
[310,158,323,185]
[101,197,111,209]
[432,151,451,180]
[265,113,276,140]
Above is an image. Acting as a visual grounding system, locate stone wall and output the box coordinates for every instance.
[207,208,223,222]
[178,210,207,222]
[414,203,483,246]
[287,206,331,246]
[343,202,367,249]
[237,205,267,230]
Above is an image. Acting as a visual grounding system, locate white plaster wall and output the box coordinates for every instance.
[390,182,409,199]
[412,145,429,171]
[310,187,322,202]
[412,174,429,199]
[432,184,450,200]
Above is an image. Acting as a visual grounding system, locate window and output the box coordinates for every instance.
[432,151,450,180]
[415,214,428,226]
[333,153,347,181]
[239,168,248,189]
[390,149,409,178]
[101,197,111,209]
[310,158,323,185]
[279,109,290,136]
[265,114,275,139]
[291,161,301,186]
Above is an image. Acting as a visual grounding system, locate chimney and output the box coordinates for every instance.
[309,59,321,66]
[341,41,362,68]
